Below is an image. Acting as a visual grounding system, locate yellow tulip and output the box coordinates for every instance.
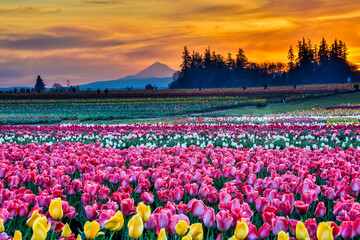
[77,234,82,240]
[127,214,144,239]
[32,216,50,240]
[0,218,4,233]
[14,230,22,240]
[176,220,189,237]
[234,219,249,240]
[84,221,104,240]
[61,223,72,238]
[296,221,310,240]
[181,234,192,240]
[136,202,151,223]
[277,231,289,240]
[27,210,41,228]
[104,212,124,232]
[188,223,203,240]
[49,197,63,220]
[158,228,168,240]
[317,222,333,240]
[228,237,237,240]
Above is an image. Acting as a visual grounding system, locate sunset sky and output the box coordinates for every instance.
[1,0,360,87]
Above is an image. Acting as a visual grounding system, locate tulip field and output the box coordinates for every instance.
[1,112,360,239]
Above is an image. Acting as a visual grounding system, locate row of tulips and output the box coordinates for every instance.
[0,197,344,240]
[0,123,360,150]
[1,142,360,239]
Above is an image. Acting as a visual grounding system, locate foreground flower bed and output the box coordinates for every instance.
[1,143,360,239]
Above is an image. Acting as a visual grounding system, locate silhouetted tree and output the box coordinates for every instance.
[288,45,295,70]
[34,75,46,92]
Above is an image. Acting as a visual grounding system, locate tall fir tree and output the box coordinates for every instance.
[34,75,46,92]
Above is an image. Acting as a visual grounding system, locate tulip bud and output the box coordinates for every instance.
[189,223,203,240]
[14,230,22,240]
[27,210,41,228]
[317,222,333,240]
[137,202,151,223]
[181,235,192,240]
[61,223,72,238]
[0,218,4,233]
[104,211,124,232]
[234,219,249,240]
[49,198,63,221]
[158,228,168,240]
[315,202,326,218]
[128,214,144,239]
[176,220,189,237]
[296,221,309,240]
[277,231,289,240]
[32,216,50,240]
[84,221,104,240]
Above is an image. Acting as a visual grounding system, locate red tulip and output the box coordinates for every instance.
[287,218,297,235]
[216,210,233,232]
[314,202,326,218]
[120,198,135,216]
[294,201,309,215]
[280,201,293,216]
[258,222,271,239]
[301,190,318,205]
[247,223,258,240]
[304,218,317,237]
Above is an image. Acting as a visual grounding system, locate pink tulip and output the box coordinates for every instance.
[120,198,135,216]
[247,224,258,240]
[271,217,288,235]
[188,199,205,217]
[340,221,356,239]
[184,183,198,196]
[315,202,326,218]
[141,191,154,204]
[216,210,233,232]
[98,187,110,201]
[202,206,215,228]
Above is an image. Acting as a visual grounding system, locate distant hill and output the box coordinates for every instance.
[79,62,176,90]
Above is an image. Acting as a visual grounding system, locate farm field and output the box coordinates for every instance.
[0,85,360,240]
[0,84,359,125]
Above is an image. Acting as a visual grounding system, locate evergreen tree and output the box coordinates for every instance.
[236,48,248,69]
[318,37,329,66]
[287,45,295,70]
[226,53,235,70]
[34,75,46,92]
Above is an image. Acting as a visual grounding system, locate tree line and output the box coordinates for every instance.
[169,38,359,89]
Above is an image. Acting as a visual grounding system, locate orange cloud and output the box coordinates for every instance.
[0,0,359,87]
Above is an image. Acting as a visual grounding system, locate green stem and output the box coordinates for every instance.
[109,231,116,240]
[23,228,31,240]
[206,227,210,240]
[51,221,57,240]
